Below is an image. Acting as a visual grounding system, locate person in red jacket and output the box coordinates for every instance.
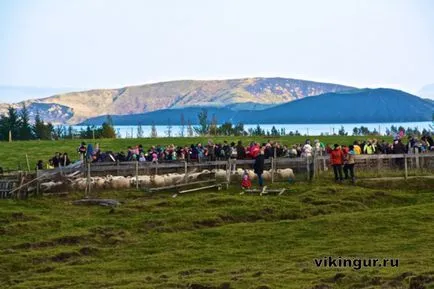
[330,144,344,182]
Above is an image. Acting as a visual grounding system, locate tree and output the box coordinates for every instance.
[180,113,185,137]
[252,124,264,136]
[137,122,144,138]
[68,126,74,139]
[33,111,48,139]
[217,122,233,136]
[0,106,21,141]
[271,126,280,136]
[187,120,194,137]
[233,123,246,136]
[150,122,158,138]
[18,104,33,140]
[338,126,347,136]
[209,114,218,136]
[101,115,116,138]
[166,119,172,137]
[385,127,391,136]
[194,109,209,135]
[54,125,66,140]
[352,127,359,136]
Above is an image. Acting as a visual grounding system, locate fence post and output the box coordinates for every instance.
[116,160,120,176]
[404,154,408,180]
[313,154,317,180]
[226,159,231,185]
[377,154,381,176]
[86,162,91,197]
[271,157,275,184]
[25,154,31,172]
[415,148,420,170]
[135,161,139,190]
[306,156,310,181]
[36,168,40,196]
[184,161,187,176]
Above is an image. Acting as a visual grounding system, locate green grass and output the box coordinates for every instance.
[0,136,393,171]
[0,178,433,289]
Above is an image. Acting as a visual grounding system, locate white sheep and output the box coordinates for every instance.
[92,177,106,190]
[151,175,165,187]
[262,170,272,181]
[110,176,131,189]
[277,168,295,180]
[247,169,257,180]
[131,175,151,187]
[213,169,227,181]
[72,178,87,191]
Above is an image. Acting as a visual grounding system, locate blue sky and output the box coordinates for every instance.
[1,0,433,103]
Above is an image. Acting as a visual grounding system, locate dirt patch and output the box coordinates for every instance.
[79,246,99,256]
[188,283,231,289]
[138,220,165,233]
[51,251,80,262]
[252,271,262,277]
[155,200,171,207]
[206,197,243,206]
[10,212,39,222]
[89,226,130,245]
[193,218,221,228]
[179,269,201,276]
[311,285,331,289]
[409,274,434,289]
[12,234,87,250]
[35,266,55,273]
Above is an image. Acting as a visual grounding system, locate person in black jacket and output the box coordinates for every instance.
[392,139,406,168]
[236,141,246,159]
[254,148,265,187]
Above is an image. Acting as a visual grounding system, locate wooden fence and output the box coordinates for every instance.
[36,152,434,182]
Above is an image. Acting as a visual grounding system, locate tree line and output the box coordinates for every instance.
[0,105,116,141]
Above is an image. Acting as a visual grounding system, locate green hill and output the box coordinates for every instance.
[0,179,433,288]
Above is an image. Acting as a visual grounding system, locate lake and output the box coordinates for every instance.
[72,121,432,138]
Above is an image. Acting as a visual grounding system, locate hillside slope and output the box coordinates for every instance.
[81,88,434,125]
[0,78,354,124]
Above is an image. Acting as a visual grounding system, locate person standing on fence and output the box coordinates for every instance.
[343,145,356,183]
[77,142,87,161]
[254,148,265,188]
[330,144,344,182]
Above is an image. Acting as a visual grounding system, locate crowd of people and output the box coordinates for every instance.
[35,135,434,185]
[69,134,434,166]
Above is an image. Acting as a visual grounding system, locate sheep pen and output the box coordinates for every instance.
[35,168,295,194]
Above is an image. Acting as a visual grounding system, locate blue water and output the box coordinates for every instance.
[72,121,432,138]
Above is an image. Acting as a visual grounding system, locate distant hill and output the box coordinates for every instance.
[0,78,354,124]
[80,88,434,125]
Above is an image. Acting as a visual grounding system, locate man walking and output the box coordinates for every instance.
[330,144,344,182]
[254,148,265,188]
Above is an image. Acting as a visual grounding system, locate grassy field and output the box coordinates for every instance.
[0,178,433,289]
[0,136,393,171]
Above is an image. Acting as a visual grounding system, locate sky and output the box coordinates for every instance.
[1,0,434,103]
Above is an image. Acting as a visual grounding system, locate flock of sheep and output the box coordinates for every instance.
[38,168,295,193]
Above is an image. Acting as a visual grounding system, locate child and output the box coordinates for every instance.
[241,169,252,189]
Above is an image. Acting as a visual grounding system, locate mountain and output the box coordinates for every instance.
[419,84,434,100]
[0,78,354,124]
[80,88,434,125]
